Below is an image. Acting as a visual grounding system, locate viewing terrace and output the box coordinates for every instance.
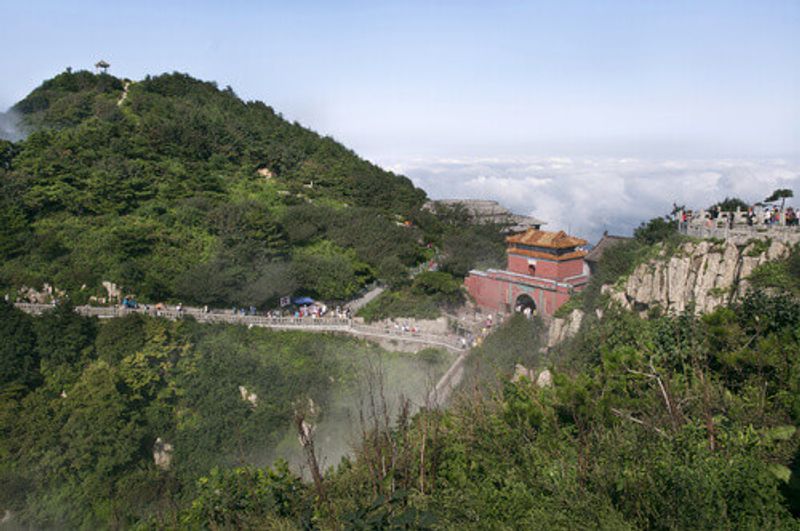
[677,207,800,245]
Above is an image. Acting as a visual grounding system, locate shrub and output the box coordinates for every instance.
[357,291,440,322]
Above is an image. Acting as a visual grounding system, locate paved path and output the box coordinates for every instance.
[14,302,466,353]
[15,302,473,405]
[427,349,469,407]
[345,286,385,312]
[117,81,130,106]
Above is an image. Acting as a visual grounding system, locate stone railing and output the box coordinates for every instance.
[351,323,463,349]
[15,303,352,327]
[13,303,465,352]
[677,209,799,245]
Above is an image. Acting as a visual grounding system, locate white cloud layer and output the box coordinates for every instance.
[387,157,800,242]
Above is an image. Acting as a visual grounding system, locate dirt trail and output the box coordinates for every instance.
[117,81,130,106]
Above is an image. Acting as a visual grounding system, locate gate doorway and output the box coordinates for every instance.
[515,293,536,317]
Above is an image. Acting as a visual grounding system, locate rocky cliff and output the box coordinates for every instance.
[547,309,584,348]
[607,239,791,315]
[545,237,794,349]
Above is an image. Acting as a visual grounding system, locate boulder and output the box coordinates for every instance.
[512,363,536,382]
[239,385,258,408]
[536,369,553,388]
[547,309,584,348]
[102,281,122,301]
[153,437,174,470]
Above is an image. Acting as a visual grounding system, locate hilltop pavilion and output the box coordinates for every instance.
[464,228,590,317]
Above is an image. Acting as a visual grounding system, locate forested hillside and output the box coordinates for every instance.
[5,69,799,529]
[172,235,800,529]
[0,70,433,306]
[0,302,451,528]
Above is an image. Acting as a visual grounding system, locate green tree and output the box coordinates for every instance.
[0,204,30,258]
[765,188,794,210]
[412,271,463,305]
[58,361,143,527]
[183,463,311,528]
[291,241,373,300]
[33,303,97,389]
[711,196,749,212]
[633,217,678,245]
[0,301,40,389]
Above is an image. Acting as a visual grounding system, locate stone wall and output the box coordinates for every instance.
[680,224,800,246]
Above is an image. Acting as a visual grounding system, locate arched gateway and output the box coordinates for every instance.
[464,228,590,317]
[515,293,536,314]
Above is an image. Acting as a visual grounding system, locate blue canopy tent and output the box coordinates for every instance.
[291,296,315,305]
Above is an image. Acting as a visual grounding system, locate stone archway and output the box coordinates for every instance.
[515,293,536,316]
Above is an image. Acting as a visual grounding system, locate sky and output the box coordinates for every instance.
[1,0,798,238]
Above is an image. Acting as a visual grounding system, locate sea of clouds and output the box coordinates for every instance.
[387,157,800,243]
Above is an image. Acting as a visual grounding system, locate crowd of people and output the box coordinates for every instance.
[112,300,354,321]
[677,204,798,229]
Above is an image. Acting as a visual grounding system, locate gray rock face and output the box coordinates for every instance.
[512,363,536,382]
[510,365,552,388]
[17,283,64,303]
[153,437,174,470]
[547,309,584,348]
[536,369,553,388]
[610,240,790,315]
[239,385,258,408]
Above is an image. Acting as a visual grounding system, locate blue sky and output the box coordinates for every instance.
[1,0,797,160]
[1,1,798,236]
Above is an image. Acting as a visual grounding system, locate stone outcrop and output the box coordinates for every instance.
[102,281,122,301]
[153,437,173,470]
[609,239,791,315]
[544,237,792,350]
[512,364,536,382]
[239,385,258,408]
[536,369,553,388]
[16,283,64,303]
[511,365,553,388]
[547,309,584,348]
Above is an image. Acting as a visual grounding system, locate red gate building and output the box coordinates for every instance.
[464,228,590,317]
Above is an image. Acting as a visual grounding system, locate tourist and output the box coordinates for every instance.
[786,207,797,226]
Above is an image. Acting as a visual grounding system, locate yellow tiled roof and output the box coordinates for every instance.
[506,229,587,249]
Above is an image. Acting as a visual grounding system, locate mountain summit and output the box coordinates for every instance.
[0,69,428,305]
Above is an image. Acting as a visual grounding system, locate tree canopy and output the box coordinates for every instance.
[0,70,430,306]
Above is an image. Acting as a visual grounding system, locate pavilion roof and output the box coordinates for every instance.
[506,228,587,249]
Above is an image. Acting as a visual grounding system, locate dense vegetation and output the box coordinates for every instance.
[174,231,800,529]
[0,302,449,528]
[116,282,799,529]
[749,242,800,296]
[0,70,509,317]
[5,70,800,529]
[358,204,507,321]
[0,70,431,307]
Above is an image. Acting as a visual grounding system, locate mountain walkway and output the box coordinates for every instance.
[14,302,466,354]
